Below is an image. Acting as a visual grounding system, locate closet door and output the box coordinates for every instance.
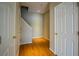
[0,3,16,56]
[54,2,78,56]
[0,3,11,56]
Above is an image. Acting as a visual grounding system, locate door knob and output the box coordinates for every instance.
[13,36,16,39]
[55,33,58,35]
[78,32,79,35]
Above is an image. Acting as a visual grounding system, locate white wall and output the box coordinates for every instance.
[43,11,50,40]
[23,11,43,38]
[21,18,32,44]
[21,8,43,45]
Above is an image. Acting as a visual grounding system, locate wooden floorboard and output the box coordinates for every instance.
[19,38,55,56]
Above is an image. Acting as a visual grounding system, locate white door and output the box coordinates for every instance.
[54,2,78,56]
[0,3,10,56]
[0,3,16,56]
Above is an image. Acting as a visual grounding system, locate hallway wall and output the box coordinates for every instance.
[43,11,50,40]
[31,13,43,38]
[26,12,43,38]
[21,18,32,44]
[22,9,43,38]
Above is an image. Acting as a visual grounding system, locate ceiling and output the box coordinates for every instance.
[20,2,49,14]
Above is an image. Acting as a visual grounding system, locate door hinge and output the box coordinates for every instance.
[0,36,1,44]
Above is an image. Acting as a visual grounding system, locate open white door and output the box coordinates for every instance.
[0,3,18,56]
[54,2,78,56]
[0,3,12,56]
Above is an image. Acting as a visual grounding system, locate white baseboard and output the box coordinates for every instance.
[43,37,49,40]
[20,42,32,45]
[32,36,43,39]
[32,36,49,40]
[49,48,57,55]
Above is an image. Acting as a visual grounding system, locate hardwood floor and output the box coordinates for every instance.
[19,38,55,56]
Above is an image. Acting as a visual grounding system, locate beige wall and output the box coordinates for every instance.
[31,13,43,38]
[15,3,21,55]
[43,11,50,40]
[23,11,43,38]
[16,3,21,41]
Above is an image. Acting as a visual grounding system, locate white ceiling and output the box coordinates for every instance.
[20,2,49,14]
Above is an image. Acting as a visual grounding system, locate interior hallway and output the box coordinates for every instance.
[19,38,55,56]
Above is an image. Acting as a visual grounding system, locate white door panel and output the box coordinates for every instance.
[0,3,16,56]
[54,2,78,56]
[0,4,10,55]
